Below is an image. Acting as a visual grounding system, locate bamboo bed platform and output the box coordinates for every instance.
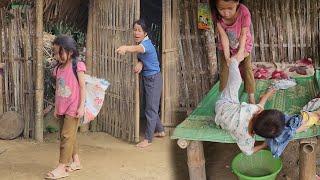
[171,70,320,180]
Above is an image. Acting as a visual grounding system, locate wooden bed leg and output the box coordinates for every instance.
[187,141,206,180]
[299,138,317,180]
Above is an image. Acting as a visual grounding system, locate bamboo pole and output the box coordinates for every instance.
[299,138,317,180]
[134,0,140,143]
[0,67,3,115]
[0,13,3,116]
[80,0,94,132]
[35,0,44,142]
[187,141,206,180]
[90,0,98,132]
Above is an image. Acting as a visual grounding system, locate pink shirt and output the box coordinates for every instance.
[214,4,253,55]
[53,61,86,117]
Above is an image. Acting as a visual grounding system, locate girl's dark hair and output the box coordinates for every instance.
[52,35,79,59]
[209,0,243,21]
[253,109,285,138]
[133,18,149,34]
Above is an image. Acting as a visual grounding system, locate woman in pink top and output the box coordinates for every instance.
[210,0,256,103]
[46,35,85,179]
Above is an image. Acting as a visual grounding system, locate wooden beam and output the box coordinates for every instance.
[35,0,44,142]
[299,138,317,180]
[187,141,206,180]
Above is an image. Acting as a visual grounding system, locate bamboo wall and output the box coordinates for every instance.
[87,0,139,142]
[173,0,218,121]
[43,0,89,32]
[0,5,36,138]
[245,0,320,65]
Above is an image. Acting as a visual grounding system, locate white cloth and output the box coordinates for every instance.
[272,79,297,90]
[302,98,320,112]
[215,58,260,155]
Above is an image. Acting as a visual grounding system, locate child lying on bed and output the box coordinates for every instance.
[215,57,276,155]
[252,97,320,157]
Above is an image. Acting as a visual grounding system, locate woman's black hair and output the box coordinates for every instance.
[133,18,149,34]
[209,0,243,21]
[52,35,79,59]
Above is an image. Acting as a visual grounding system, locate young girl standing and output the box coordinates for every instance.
[46,35,85,179]
[116,19,165,148]
[210,0,256,103]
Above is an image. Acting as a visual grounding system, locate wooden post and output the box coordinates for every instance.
[299,138,317,180]
[161,0,179,131]
[204,27,218,85]
[134,0,140,143]
[0,63,3,116]
[0,15,2,116]
[187,141,206,180]
[79,0,93,133]
[35,0,44,142]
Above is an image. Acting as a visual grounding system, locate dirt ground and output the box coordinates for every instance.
[0,132,188,180]
[0,131,319,180]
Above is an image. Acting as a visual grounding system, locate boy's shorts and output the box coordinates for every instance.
[301,111,320,127]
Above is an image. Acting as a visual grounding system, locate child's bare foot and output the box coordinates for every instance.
[248,94,256,104]
[154,131,166,138]
[136,139,151,148]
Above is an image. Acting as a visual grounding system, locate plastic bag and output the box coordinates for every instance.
[81,74,110,124]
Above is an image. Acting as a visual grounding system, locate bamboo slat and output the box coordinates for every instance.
[90,0,139,142]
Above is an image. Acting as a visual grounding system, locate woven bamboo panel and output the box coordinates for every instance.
[88,0,139,142]
[245,0,320,64]
[175,0,218,121]
[0,3,36,138]
[43,0,89,32]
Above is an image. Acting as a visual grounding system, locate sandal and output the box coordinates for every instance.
[66,162,82,173]
[45,168,69,179]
